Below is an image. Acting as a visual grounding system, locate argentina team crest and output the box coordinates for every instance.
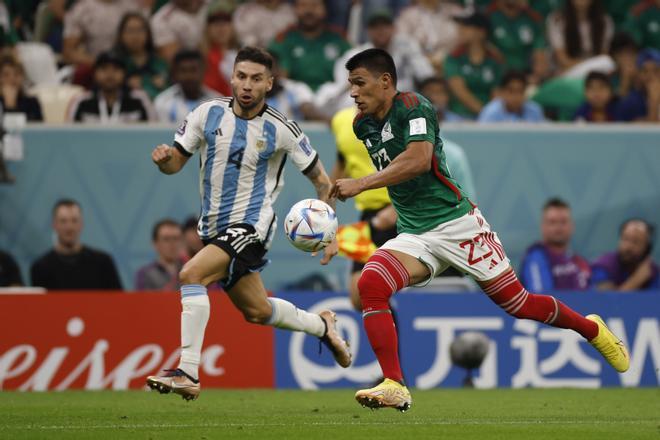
[255,136,267,152]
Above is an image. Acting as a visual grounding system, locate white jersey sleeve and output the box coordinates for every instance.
[282,121,319,174]
[173,105,206,156]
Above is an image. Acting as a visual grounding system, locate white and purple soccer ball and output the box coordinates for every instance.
[284,199,338,252]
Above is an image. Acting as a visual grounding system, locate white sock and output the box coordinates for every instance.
[266,297,325,337]
[177,284,210,380]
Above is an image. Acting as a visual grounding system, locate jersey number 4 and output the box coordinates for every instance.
[228,148,244,169]
[371,148,392,171]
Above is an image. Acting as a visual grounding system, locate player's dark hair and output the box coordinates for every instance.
[152,218,181,241]
[543,197,570,211]
[234,46,273,71]
[172,50,204,68]
[500,70,527,88]
[418,76,447,91]
[345,48,397,86]
[585,71,611,88]
[52,198,81,217]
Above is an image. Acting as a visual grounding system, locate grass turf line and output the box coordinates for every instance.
[0,388,658,440]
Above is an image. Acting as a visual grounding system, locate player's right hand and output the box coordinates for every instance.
[152,144,172,165]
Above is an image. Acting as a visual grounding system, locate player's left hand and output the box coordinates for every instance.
[330,178,363,201]
[318,238,338,265]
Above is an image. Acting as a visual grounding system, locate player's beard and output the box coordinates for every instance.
[233,90,265,113]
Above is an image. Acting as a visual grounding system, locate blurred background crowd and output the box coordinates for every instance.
[0,0,657,124]
[0,0,658,294]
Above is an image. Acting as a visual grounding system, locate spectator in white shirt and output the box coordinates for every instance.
[233,0,296,47]
[315,9,435,117]
[151,0,207,64]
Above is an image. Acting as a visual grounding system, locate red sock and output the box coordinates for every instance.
[358,250,410,383]
[481,270,598,340]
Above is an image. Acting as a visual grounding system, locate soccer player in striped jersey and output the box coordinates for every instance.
[146,47,351,401]
[331,48,630,412]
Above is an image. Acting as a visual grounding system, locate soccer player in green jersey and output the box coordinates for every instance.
[331,48,630,412]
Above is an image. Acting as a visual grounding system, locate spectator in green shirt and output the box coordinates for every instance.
[487,0,550,83]
[114,12,169,100]
[624,0,660,51]
[268,0,351,92]
[445,12,504,119]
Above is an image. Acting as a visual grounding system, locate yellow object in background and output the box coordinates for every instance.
[336,221,377,264]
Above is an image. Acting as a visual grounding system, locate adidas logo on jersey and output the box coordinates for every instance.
[381,121,394,142]
[213,128,223,136]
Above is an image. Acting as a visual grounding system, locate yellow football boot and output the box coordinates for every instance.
[587,314,630,373]
[355,378,412,412]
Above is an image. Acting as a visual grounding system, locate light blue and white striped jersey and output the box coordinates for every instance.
[174,97,319,244]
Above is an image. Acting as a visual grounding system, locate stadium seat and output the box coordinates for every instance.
[16,42,66,86]
[28,84,85,123]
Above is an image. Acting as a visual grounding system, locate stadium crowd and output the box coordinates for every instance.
[0,0,658,292]
[0,0,656,124]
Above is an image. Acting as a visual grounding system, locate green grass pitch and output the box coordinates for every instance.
[1,388,658,439]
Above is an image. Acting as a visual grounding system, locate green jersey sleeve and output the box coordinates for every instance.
[399,100,438,146]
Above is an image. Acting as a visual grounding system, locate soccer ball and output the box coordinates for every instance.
[284,199,338,252]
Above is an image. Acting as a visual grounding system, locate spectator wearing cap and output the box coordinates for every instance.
[68,51,155,123]
[0,56,43,121]
[268,0,351,92]
[395,0,464,69]
[203,9,238,97]
[419,76,465,123]
[487,0,550,83]
[609,32,639,98]
[573,71,619,122]
[150,0,207,64]
[591,219,659,291]
[478,70,545,122]
[63,0,138,68]
[154,50,220,123]
[114,12,169,100]
[624,0,660,51]
[546,0,614,73]
[233,0,296,48]
[616,48,660,122]
[315,9,434,116]
[135,219,184,291]
[445,12,504,119]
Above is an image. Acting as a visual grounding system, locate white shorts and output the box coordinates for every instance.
[380,208,511,286]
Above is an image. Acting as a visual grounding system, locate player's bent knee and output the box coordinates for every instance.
[179,263,204,285]
[241,306,271,324]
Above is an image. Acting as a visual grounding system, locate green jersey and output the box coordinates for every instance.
[268,28,351,92]
[444,47,503,118]
[353,92,473,234]
[488,6,546,71]
[624,1,660,50]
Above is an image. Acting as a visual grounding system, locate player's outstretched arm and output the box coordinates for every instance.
[331,141,433,201]
[151,144,189,175]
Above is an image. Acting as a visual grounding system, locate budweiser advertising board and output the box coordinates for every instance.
[0,292,274,390]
